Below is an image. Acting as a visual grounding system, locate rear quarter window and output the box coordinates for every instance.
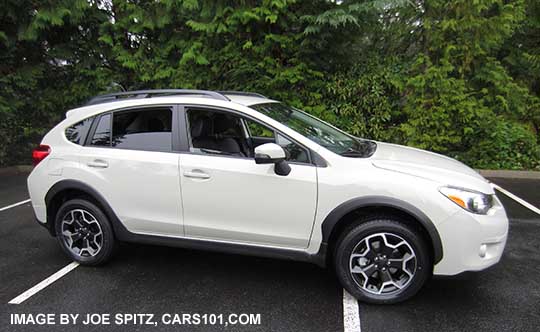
[65,117,94,145]
[91,114,112,146]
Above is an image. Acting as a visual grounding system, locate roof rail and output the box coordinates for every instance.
[218,91,267,99]
[85,89,230,106]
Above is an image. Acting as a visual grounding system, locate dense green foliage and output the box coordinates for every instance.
[1,0,538,169]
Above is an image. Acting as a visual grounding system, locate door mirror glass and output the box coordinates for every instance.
[254,143,291,176]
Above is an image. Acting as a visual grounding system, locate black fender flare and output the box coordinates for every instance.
[320,196,443,264]
[44,179,127,237]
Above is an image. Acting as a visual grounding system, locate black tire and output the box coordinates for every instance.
[334,215,431,304]
[55,199,116,265]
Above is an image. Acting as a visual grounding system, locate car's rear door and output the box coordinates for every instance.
[78,105,183,236]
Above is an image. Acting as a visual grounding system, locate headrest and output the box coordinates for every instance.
[191,116,213,137]
[148,118,164,132]
[214,114,238,135]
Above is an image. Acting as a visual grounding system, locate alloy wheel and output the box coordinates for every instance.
[60,209,103,257]
[349,232,417,295]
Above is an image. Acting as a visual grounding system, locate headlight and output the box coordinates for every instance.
[439,186,493,214]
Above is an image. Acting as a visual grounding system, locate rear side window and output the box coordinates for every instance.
[65,117,93,145]
[91,114,111,146]
[112,108,172,152]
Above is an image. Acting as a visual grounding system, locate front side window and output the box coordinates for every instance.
[246,120,274,138]
[188,109,248,157]
[243,118,309,164]
[112,108,172,152]
[251,103,377,158]
[276,133,309,163]
[65,117,94,145]
[187,108,310,164]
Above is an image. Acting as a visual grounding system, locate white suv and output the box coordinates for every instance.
[27,90,508,303]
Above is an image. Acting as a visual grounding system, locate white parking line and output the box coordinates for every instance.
[492,184,540,215]
[8,262,80,304]
[0,198,31,212]
[343,289,361,332]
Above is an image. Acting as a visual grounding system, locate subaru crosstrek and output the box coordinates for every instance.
[27,89,508,303]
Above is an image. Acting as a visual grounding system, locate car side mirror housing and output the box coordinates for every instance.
[254,143,291,176]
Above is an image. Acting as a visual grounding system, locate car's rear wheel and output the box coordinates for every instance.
[334,216,431,304]
[55,199,116,265]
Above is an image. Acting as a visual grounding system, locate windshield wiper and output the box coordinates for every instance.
[340,150,366,157]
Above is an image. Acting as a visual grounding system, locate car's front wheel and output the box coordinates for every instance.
[334,216,431,304]
[55,199,116,265]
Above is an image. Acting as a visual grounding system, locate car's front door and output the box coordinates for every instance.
[179,107,318,249]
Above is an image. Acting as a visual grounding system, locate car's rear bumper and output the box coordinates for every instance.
[433,194,508,275]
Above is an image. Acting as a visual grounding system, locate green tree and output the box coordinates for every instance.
[400,0,539,169]
[0,0,112,165]
[96,0,326,105]
[0,0,538,169]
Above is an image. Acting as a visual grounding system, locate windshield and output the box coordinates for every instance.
[251,103,377,157]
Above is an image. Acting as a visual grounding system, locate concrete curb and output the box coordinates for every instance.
[478,169,540,180]
[0,165,33,176]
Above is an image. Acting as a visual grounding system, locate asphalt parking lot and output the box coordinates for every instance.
[1,173,539,331]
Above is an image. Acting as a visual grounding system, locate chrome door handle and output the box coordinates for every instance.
[183,170,210,179]
[87,159,109,168]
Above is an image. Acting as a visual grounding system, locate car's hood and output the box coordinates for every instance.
[371,142,493,194]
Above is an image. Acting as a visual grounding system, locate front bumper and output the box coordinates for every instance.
[433,194,508,275]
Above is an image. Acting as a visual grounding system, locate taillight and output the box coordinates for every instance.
[32,145,51,166]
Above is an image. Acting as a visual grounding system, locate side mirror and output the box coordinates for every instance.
[254,143,291,176]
